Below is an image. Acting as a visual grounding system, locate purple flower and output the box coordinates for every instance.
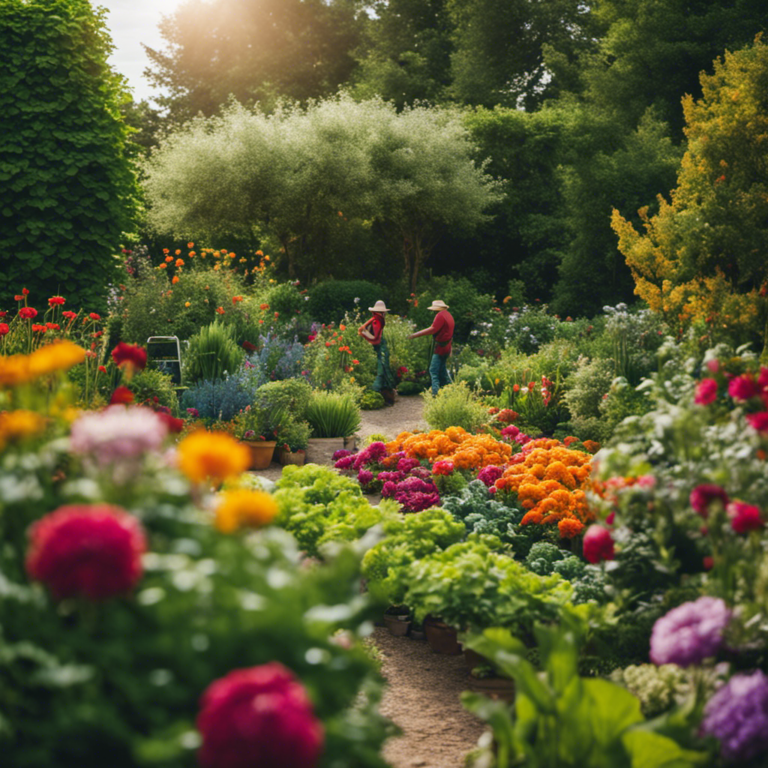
[477,465,504,488]
[701,670,768,763]
[186,407,200,418]
[357,469,374,486]
[650,597,731,667]
[409,466,432,481]
[332,449,352,461]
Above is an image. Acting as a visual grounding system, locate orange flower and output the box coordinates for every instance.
[177,430,250,485]
[175,259,185,267]
[165,255,173,263]
[216,307,225,314]
[187,242,194,248]
[172,276,179,284]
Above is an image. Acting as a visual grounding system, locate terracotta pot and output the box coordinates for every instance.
[383,614,411,637]
[424,618,462,655]
[468,674,515,702]
[241,440,276,470]
[277,448,306,466]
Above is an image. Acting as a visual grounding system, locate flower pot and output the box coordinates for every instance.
[424,617,462,655]
[468,673,515,701]
[383,614,411,637]
[277,448,306,466]
[305,436,357,465]
[241,440,277,470]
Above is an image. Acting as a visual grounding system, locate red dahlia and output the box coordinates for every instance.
[111,342,147,371]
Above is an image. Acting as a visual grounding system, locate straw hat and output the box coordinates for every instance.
[368,300,390,313]
[428,299,449,311]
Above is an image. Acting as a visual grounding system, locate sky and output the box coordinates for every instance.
[98,0,184,104]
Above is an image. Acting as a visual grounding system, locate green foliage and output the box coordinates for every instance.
[183,321,245,384]
[305,392,361,438]
[422,382,488,432]
[126,369,180,415]
[360,390,386,410]
[0,0,139,312]
[265,281,309,318]
[253,378,314,420]
[275,416,312,452]
[307,282,386,325]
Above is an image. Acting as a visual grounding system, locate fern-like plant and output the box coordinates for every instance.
[184,321,244,384]
[305,392,361,438]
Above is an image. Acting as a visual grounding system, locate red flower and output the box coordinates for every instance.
[0,311,6,317]
[694,378,718,405]
[48,296,65,306]
[703,556,714,571]
[197,662,323,768]
[728,502,764,534]
[62,310,77,320]
[111,342,147,371]
[0,323,8,336]
[31,324,47,333]
[89,312,101,321]
[26,504,147,600]
[746,412,768,434]
[728,374,759,402]
[22,288,29,296]
[18,307,38,320]
[156,411,185,433]
[605,511,615,526]
[46,322,60,330]
[216,307,225,315]
[690,484,729,518]
[582,525,615,564]
[98,365,107,374]
[109,386,135,405]
[14,295,24,301]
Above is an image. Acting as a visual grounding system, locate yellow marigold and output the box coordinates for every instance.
[582,440,601,453]
[0,409,47,447]
[177,430,250,484]
[214,489,278,533]
[29,341,86,378]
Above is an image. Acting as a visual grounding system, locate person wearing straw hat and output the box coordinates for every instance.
[358,300,397,405]
[408,299,455,395]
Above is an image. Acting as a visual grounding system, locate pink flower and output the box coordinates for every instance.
[728,374,759,402]
[432,460,454,476]
[197,662,323,768]
[477,465,503,488]
[706,359,720,373]
[746,412,768,434]
[605,511,616,526]
[26,504,146,600]
[357,469,374,486]
[582,525,615,564]
[728,502,764,534]
[690,484,729,518]
[694,378,718,405]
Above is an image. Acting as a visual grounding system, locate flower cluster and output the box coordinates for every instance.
[696,361,768,434]
[494,439,595,538]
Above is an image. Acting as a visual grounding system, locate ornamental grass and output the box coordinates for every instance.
[494,439,595,538]
[384,426,512,470]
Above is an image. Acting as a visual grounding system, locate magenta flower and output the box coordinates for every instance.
[397,457,421,473]
[701,670,768,763]
[649,596,731,667]
[477,465,504,488]
[334,455,355,470]
[727,501,764,534]
[381,481,398,497]
[746,411,768,433]
[694,378,718,405]
[728,374,759,401]
[689,484,729,518]
[332,449,351,461]
[357,469,374,486]
[582,525,615,564]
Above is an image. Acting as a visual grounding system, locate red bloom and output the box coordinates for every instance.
[703,556,714,571]
[62,310,77,320]
[111,342,147,371]
[31,324,46,333]
[98,365,107,374]
[89,312,101,321]
[26,504,146,600]
[694,378,718,405]
[18,307,38,320]
[432,460,454,476]
[216,306,225,315]
[605,511,616,526]
[690,484,729,518]
[728,502,764,534]
[14,295,24,301]
[109,386,134,405]
[22,288,29,296]
[156,411,185,433]
[746,412,768,434]
[48,296,65,306]
[728,374,759,402]
[582,525,615,564]
[46,322,60,330]
[197,662,323,768]
[0,323,9,336]
[0,311,6,317]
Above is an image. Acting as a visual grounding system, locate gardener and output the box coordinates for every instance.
[408,299,454,395]
[358,300,397,405]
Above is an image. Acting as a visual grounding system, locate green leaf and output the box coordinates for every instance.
[623,730,709,768]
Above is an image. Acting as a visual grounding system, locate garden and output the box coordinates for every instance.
[4,1,768,766]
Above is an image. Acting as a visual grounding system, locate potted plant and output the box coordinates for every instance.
[231,404,287,469]
[275,415,311,466]
[304,392,361,463]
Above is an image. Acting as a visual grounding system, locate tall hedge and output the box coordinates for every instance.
[0,0,138,312]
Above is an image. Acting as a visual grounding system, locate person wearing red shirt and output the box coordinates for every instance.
[358,300,397,405]
[408,299,454,395]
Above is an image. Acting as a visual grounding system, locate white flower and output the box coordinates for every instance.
[353,297,360,304]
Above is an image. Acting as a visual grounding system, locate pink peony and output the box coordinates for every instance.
[477,465,503,488]
[728,374,759,402]
[582,525,615,564]
[728,502,764,534]
[690,484,729,518]
[26,504,146,600]
[197,662,323,768]
[694,378,718,405]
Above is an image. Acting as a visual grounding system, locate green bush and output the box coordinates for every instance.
[305,392,361,438]
[183,321,245,384]
[422,382,488,432]
[126,369,180,415]
[266,281,308,318]
[307,281,387,324]
[0,0,139,313]
[360,390,386,410]
[254,378,314,420]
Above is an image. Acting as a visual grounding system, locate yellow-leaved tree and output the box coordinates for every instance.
[612,35,768,356]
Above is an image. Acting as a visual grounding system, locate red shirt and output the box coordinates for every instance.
[370,314,385,345]
[431,310,454,356]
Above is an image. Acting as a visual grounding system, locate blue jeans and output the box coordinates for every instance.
[429,353,451,395]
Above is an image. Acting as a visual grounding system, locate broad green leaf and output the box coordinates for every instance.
[623,730,709,768]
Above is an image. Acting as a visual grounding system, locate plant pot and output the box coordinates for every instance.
[277,448,306,466]
[305,436,357,465]
[468,673,515,701]
[424,618,462,655]
[241,440,277,470]
[383,614,411,637]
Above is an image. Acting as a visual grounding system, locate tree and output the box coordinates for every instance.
[0,0,139,312]
[141,95,502,291]
[612,36,768,353]
[144,0,364,120]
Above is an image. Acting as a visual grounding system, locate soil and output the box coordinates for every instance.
[250,396,489,767]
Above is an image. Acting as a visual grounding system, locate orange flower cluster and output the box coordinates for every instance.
[384,427,513,470]
[495,441,595,538]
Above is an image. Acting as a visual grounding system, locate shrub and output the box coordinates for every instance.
[126,369,180,415]
[180,374,253,421]
[305,392,361,438]
[253,378,314,420]
[422,382,488,432]
[307,281,386,324]
[360,390,386,410]
[184,321,245,384]
[245,332,305,382]
[265,281,308,318]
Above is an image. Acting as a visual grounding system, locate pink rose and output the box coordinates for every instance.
[746,412,768,434]
[728,374,759,402]
[727,502,764,534]
[694,378,718,405]
[582,525,615,564]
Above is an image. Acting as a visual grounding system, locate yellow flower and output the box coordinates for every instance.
[30,341,86,377]
[214,489,278,533]
[185,301,191,308]
[177,430,250,485]
[0,409,47,450]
